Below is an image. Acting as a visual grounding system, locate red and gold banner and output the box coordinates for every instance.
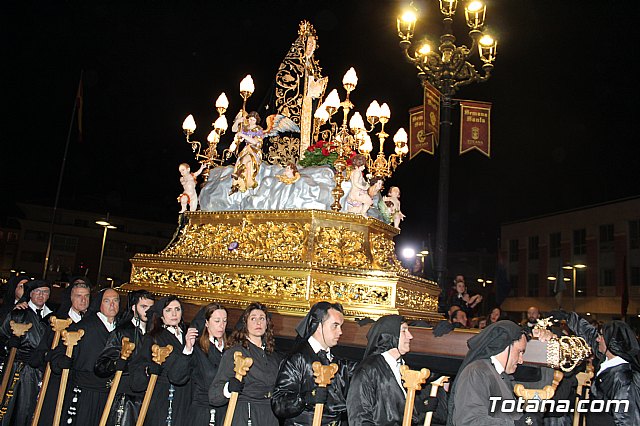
[459,100,491,157]
[423,81,440,152]
[408,106,429,158]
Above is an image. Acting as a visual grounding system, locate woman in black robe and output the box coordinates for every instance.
[209,302,282,426]
[190,302,228,425]
[0,274,30,324]
[129,295,197,426]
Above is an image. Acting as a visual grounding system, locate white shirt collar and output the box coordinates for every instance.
[68,308,82,323]
[96,312,117,332]
[382,350,406,395]
[165,325,183,344]
[597,355,628,376]
[28,300,52,318]
[210,336,224,351]
[490,355,506,375]
[308,335,331,358]
[131,318,146,335]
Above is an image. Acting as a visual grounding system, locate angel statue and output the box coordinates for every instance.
[382,186,406,229]
[346,154,374,216]
[177,162,205,213]
[229,111,264,195]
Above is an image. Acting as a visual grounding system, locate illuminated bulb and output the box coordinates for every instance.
[206,130,217,143]
[418,44,431,55]
[401,11,417,23]
[393,128,408,144]
[359,133,373,153]
[379,103,391,120]
[314,106,329,122]
[342,67,358,89]
[366,100,381,119]
[239,75,255,94]
[215,93,229,110]
[479,35,495,46]
[182,115,196,133]
[325,89,341,110]
[214,115,228,132]
[467,1,483,12]
[349,112,365,131]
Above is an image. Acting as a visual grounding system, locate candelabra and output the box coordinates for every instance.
[181,75,255,181]
[396,0,497,290]
[313,68,407,210]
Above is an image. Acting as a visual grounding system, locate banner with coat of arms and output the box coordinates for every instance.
[459,100,491,157]
[408,81,441,159]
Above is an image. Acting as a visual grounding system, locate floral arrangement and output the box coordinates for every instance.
[298,140,357,167]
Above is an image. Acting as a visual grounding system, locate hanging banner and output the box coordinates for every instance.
[408,106,430,158]
[423,81,440,149]
[459,100,491,157]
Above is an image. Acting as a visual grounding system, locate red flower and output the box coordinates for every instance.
[349,150,357,158]
[307,145,315,152]
[346,159,353,166]
[321,147,330,156]
[316,140,325,148]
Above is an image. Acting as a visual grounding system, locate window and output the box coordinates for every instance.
[573,229,586,255]
[509,239,519,262]
[74,219,88,227]
[576,269,587,297]
[509,275,518,297]
[24,230,47,241]
[549,232,561,258]
[527,273,539,297]
[52,235,78,252]
[528,236,539,260]
[600,268,615,286]
[7,232,18,242]
[631,267,640,286]
[20,251,43,262]
[630,220,640,250]
[599,224,614,252]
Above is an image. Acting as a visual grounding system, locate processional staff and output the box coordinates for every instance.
[311,361,338,426]
[53,329,84,426]
[136,344,173,426]
[223,351,253,426]
[573,361,594,426]
[400,365,430,426]
[0,321,32,398]
[423,376,449,426]
[31,316,72,426]
[99,337,136,426]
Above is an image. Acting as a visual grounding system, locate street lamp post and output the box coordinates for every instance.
[95,214,117,288]
[397,2,497,291]
[563,264,587,311]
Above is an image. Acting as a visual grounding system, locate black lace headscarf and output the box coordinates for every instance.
[362,314,405,360]
[447,320,526,426]
[602,320,640,372]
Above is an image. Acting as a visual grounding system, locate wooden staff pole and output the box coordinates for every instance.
[311,361,338,426]
[0,321,32,398]
[400,365,430,426]
[136,344,173,426]
[99,337,136,426]
[223,351,253,426]
[31,317,72,426]
[423,376,449,426]
[573,362,594,426]
[53,329,84,426]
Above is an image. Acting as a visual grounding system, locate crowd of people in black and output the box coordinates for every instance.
[0,273,638,425]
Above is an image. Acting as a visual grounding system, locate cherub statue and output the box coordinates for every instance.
[382,186,406,229]
[346,154,373,216]
[276,162,301,184]
[230,111,264,195]
[177,162,205,213]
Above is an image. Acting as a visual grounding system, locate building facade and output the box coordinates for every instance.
[500,197,640,321]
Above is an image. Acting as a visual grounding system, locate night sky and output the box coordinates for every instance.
[2,1,638,255]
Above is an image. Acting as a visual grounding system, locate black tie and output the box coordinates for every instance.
[79,311,85,318]
[318,350,330,365]
[36,308,43,319]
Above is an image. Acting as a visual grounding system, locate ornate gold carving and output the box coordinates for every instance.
[131,267,308,301]
[311,279,392,307]
[313,227,369,269]
[161,221,309,263]
[396,287,439,312]
[266,135,300,166]
[370,232,405,271]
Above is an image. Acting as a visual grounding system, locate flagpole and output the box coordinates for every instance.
[43,70,84,279]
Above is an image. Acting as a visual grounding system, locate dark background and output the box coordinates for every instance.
[2,0,638,255]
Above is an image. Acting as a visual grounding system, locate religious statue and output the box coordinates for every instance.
[382,186,405,229]
[276,162,301,185]
[177,162,205,213]
[230,111,264,195]
[346,154,373,216]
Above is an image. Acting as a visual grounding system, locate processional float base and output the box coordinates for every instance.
[120,209,441,321]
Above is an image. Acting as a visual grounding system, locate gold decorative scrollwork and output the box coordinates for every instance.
[313,227,369,269]
[131,267,308,301]
[161,221,309,263]
[311,280,392,306]
[266,135,300,166]
[396,287,439,312]
[370,233,404,271]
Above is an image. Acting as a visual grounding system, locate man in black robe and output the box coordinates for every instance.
[272,301,351,425]
[347,315,439,426]
[30,279,90,426]
[95,290,155,426]
[50,288,120,425]
[552,311,640,424]
[0,279,53,426]
[0,274,30,324]
[448,320,536,426]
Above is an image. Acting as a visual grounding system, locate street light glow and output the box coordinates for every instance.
[402,248,416,259]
